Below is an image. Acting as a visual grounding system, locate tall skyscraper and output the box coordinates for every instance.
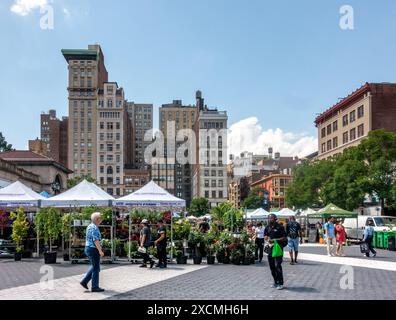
[39,109,68,166]
[62,44,109,179]
[192,107,228,208]
[152,96,198,206]
[96,82,126,196]
[126,102,153,168]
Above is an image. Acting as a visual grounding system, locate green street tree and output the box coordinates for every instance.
[189,197,209,217]
[67,175,96,189]
[0,132,13,152]
[242,187,267,209]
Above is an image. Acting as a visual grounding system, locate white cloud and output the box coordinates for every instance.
[227,117,317,159]
[10,0,49,16]
[62,7,70,19]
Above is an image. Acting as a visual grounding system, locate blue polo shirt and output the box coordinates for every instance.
[85,223,101,248]
[324,222,335,238]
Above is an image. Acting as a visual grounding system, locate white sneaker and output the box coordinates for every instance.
[270,283,277,288]
[276,285,284,290]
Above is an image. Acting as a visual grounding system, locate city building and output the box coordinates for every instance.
[192,107,228,208]
[250,173,293,210]
[62,44,109,179]
[96,82,127,196]
[123,167,151,195]
[33,109,69,166]
[0,158,41,191]
[315,82,396,160]
[0,151,72,194]
[152,94,199,206]
[126,102,153,168]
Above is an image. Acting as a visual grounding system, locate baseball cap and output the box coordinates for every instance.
[141,219,149,224]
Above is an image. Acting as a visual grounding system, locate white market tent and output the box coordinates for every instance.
[277,208,297,217]
[299,208,317,217]
[114,180,186,207]
[247,208,270,220]
[42,180,115,207]
[0,181,45,207]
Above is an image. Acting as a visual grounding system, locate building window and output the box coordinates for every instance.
[343,132,349,144]
[212,191,216,199]
[332,137,338,148]
[205,191,209,198]
[100,122,104,129]
[204,170,209,177]
[321,143,326,153]
[107,122,113,130]
[350,110,356,123]
[343,115,348,127]
[219,191,223,198]
[204,180,209,187]
[116,166,120,174]
[350,128,356,141]
[358,124,364,137]
[218,180,223,187]
[116,122,120,130]
[107,166,113,175]
[327,140,332,151]
[218,170,223,176]
[211,180,216,187]
[333,120,338,132]
[321,128,326,138]
[100,155,104,162]
[211,170,216,177]
[358,105,364,118]
[326,124,331,135]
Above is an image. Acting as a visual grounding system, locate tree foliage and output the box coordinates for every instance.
[67,175,96,189]
[0,132,12,152]
[286,129,396,213]
[242,187,267,209]
[189,197,209,217]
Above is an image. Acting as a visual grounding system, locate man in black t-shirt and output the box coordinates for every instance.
[139,219,154,268]
[264,213,287,290]
[154,219,167,268]
[286,216,302,265]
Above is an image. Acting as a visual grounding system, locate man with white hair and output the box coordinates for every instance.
[80,212,105,292]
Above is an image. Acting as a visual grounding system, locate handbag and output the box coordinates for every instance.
[138,246,147,254]
[360,242,370,254]
[264,244,271,255]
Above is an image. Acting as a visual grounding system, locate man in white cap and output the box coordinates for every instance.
[139,219,155,268]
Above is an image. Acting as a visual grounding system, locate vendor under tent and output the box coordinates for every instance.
[113,180,186,261]
[41,179,115,262]
[0,180,45,207]
[307,203,358,243]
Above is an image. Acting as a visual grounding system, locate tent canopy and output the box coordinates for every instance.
[42,180,114,207]
[114,180,186,207]
[299,208,317,217]
[247,208,270,219]
[307,203,357,219]
[277,208,297,217]
[0,181,45,207]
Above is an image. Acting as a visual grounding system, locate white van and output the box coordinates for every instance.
[343,216,396,239]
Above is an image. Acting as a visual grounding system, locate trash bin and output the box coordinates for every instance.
[376,232,384,249]
[373,232,377,248]
[383,232,390,250]
[388,233,396,251]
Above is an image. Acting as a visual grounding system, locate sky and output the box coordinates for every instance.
[1,0,396,158]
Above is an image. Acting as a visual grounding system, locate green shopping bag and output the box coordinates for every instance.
[272,240,284,258]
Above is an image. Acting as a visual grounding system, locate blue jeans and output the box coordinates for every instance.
[82,247,101,289]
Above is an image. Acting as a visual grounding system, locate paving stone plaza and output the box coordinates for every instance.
[1,244,395,300]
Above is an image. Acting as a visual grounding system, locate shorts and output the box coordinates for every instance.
[288,237,299,251]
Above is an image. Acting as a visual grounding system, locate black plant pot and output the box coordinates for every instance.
[216,254,224,264]
[176,256,188,264]
[44,252,57,264]
[14,252,22,261]
[243,257,251,265]
[193,256,202,264]
[63,253,70,261]
[223,256,230,264]
[232,257,241,265]
[206,256,216,265]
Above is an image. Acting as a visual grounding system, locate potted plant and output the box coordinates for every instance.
[214,241,225,263]
[231,248,243,265]
[112,238,122,257]
[35,207,62,264]
[101,208,113,226]
[61,213,73,261]
[101,239,112,257]
[188,229,204,264]
[204,230,217,265]
[10,208,30,261]
[175,249,188,264]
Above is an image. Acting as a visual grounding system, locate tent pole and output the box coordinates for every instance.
[170,208,173,262]
[69,205,72,260]
[128,208,131,262]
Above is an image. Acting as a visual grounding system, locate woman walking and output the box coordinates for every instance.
[335,220,347,256]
